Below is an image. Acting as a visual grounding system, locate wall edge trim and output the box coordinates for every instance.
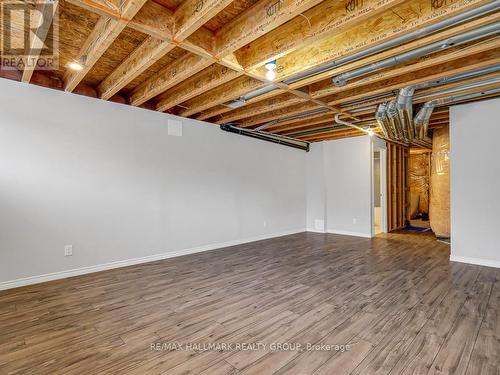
[450,255,500,269]
[0,228,305,291]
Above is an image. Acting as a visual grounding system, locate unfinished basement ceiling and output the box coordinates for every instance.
[2,0,499,143]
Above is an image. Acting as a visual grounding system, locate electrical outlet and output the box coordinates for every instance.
[64,245,73,256]
[263,220,267,228]
[352,218,357,224]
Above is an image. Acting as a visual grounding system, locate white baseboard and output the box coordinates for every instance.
[0,228,305,291]
[306,228,327,233]
[327,229,373,238]
[450,255,500,269]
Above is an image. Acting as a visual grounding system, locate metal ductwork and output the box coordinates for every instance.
[396,87,415,141]
[220,124,310,151]
[375,103,390,138]
[414,87,500,137]
[387,100,405,141]
[332,21,500,86]
[374,65,500,147]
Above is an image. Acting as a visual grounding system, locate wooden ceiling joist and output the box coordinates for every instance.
[280,119,336,135]
[308,13,500,98]
[233,0,407,70]
[237,101,324,128]
[64,0,149,92]
[194,88,289,121]
[213,0,324,58]
[179,76,269,117]
[173,0,233,41]
[22,0,59,83]
[250,0,491,82]
[155,65,242,112]
[65,0,122,18]
[98,37,175,100]
[326,52,500,107]
[213,93,305,124]
[130,53,212,106]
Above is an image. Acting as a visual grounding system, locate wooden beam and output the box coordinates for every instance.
[127,0,173,40]
[22,0,59,83]
[276,116,335,134]
[249,0,491,82]
[280,120,337,135]
[194,88,287,120]
[326,51,500,107]
[234,0,406,70]
[98,37,175,100]
[130,53,212,106]
[174,0,233,41]
[65,0,121,18]
[308,13,500,98]
[64,0,148,92]
[237,101,324,128]
[179,76,268,117]
[299,128,364,141]
[214,0,324,58]
[78,0,215,55]
[155,65,242,112]
[213,93,305,124]
[266,110,334,129]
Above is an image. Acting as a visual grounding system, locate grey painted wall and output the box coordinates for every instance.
[305,136,381,237]
[0,79,306,284]
[450,97,500,267]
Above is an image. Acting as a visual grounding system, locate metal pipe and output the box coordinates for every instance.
[242,85,277,100]
[342,65,500,111]
[220,125,310,151]
[283,0,500,85]
[414,75,500,99]
[332,21,500,86]
[334,113,372,134]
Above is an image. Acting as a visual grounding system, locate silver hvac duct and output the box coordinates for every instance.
[386,100,404,141]
[414,87,500,137]
[332,21,500,86]
[392,65,500,142]
[283,0,500,85]
[375,103,390,138]
[396,87,414,141]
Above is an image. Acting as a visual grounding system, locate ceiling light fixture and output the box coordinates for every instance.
[68,61,84,71]
[265,60,277,81]
[68,56,87,71]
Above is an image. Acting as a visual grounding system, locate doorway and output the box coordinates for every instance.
[372,147,387,235]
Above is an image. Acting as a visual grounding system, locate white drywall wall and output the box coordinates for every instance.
[450,97,500,267]
[306,143,326,232]
[0,79,306,287]
[306,136,381,238]
[324,136,373,237]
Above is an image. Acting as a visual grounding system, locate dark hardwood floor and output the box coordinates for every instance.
[1,231,499,374]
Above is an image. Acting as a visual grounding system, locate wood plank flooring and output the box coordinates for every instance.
[1,231,499,374]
